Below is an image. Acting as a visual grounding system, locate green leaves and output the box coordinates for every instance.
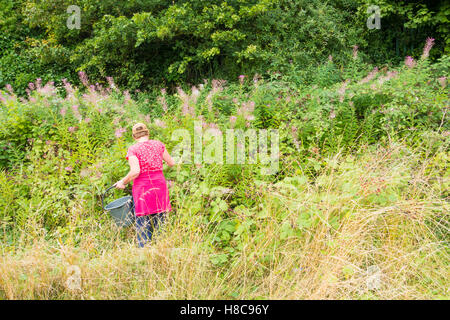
[279,221,295,240]
[209,199,229,222]
[210,253,229,266]
[297,211,313,230]
[1,0,400,91]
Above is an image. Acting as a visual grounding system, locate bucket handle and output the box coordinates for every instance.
[101,185,117,210]
[101,185,135,213]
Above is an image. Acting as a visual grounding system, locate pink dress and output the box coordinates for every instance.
[126,140,172,216]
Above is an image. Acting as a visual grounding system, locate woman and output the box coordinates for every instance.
[115,122,175,247]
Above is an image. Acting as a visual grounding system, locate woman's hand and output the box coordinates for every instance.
[115,180,126,189]
[162,149,175,167]
[114,156,139,190]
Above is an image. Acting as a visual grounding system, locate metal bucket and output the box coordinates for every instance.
[101,185,135,227]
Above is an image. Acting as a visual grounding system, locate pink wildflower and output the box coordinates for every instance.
[206,92,214,112]
[378,71,398,85]
[97,83,107,95]
[84,118,91,123]
[438,77,446,88]
[212,79,226,92]
[230,116,237,126]
[72,105,82,121]
[207,123,219,130]
[78,71,89,87]
[115,127,127,138]
[405,56,416,68]
[248,101,255,112]
[191,86,200,106]
[62,79,75,99]
[181,103,190,116]
[239,75,246,85]
[208,128,222,136]
[106,76,119,92]
[205,80,226,112]
[123,90,131,104]
[387,71,398,79]
[5,84,13,94]
[177,87,189,101]
[38,81,56,96]
[197,122,206,131]
[80,168,90,177]
[330,111,336,119]
[154,119,167,128]
[177,87,195,116]
[421,37,435,60]
[253,73,261,86]
[65,166,73,172]
[338,80,350,102]
[35,78,42,89]
[68,126,77,133]
[158,96,168,113]
[359,67,379,84]
[191,86,200,97]
[291,126,300,150]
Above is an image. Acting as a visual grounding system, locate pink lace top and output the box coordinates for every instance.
[126,140,165,173]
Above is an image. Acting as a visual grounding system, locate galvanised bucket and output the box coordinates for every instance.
[101,185,135,227]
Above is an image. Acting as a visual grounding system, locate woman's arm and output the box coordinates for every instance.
[162,149,175,167]
[115,156,140,189]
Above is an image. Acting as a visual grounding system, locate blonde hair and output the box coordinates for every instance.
[132,123,149,139]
